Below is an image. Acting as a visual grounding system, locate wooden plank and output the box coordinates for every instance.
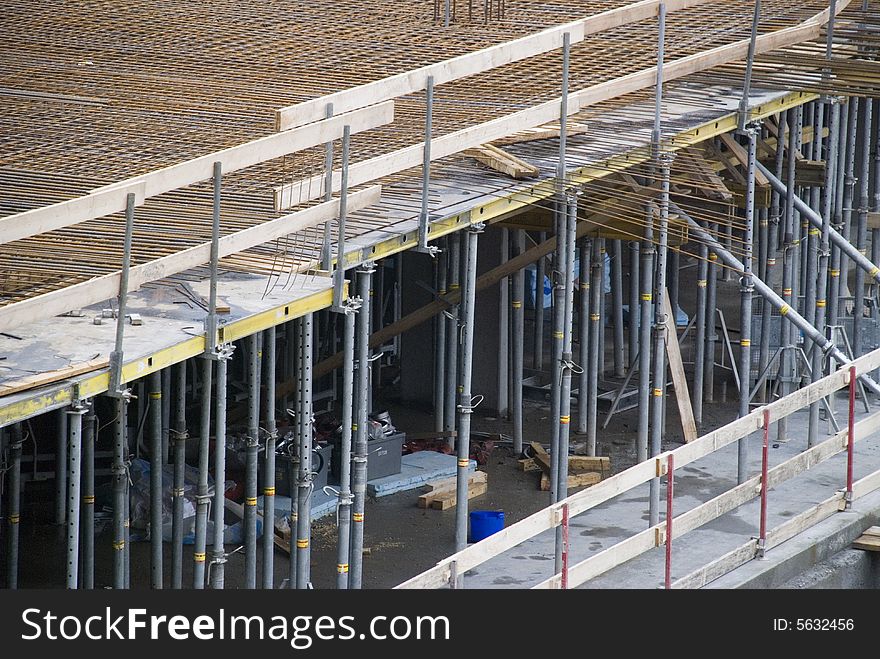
[0,186,381,334]
[2,104,391,247]
[663,289,698,442]
[518,458,540,472]
[718,134,770,185]
[530,441,553,474]
[568,455,611,472]
[463,144,540,179]
[0,357,108,396]
[274,0,716,130]
[852,535,880,551]
[431,481,489,510]
[862,526,880,537]
[540,471,602,491]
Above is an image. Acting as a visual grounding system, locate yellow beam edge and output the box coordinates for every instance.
[0,283,339,426]
[340,90,817,267]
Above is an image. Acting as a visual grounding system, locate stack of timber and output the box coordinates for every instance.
[417,471,488,510]
[521,442,610,491]
[852,526,880,552]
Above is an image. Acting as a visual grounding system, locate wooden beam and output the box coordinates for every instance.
[0,357,108,397]
[0,186,381,334]
[663,290,698,442]
[718,134,769,185]
[463,144,540,179]
[1,104,392,247]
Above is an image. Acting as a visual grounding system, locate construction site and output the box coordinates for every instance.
[2,0,880,592]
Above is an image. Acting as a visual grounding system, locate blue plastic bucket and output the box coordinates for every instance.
[469,510,505,542]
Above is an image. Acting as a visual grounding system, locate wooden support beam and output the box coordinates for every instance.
[463,144,540,179]
[663,290,698,442]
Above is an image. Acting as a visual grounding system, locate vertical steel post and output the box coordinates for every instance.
[705,246,718,404]
[444,234,460,439]
[210,352,230,589]
[638,212,655,464]
[336,303,358,588]
[853,98,872,360]
[171,361,186,589]
[288,321,300,589]
[111,397,127,589]
[839,101,859,318]
[612,240,625,377]
[350,264,374,589]
[598,240,607,377]
[587,239,601,457]
[162,368,171,465]
[758,409,770,558]
[434,245,447,433]
[193,358,212,589]
[108,193,136,395]
[262,327,277,589]
[82,404,96,589]
[693,239,708,426]
[244,333,261,588]
[664,453,674,589]
[6,424,22,589]
[418,77,435,251]
[738,127,757,483]
[629,241,640,372]
[148,370,163,588]
[66,402,86,589]
[577,238,591,437]
[511,229,525,455]
[332,126,352,309]
[778,107,801,443]
[455,225,482,553]
[55,409,67,526]
[549,212,565,502]
[668,248,680,339]
[534,232,547,371]
[846,365,855,509]
[296,314,314,589]
[649,156,672,526]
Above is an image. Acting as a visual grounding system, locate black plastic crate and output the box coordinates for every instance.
[331,431,404,482]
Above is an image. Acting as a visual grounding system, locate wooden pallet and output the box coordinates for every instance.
[853,526,880,552]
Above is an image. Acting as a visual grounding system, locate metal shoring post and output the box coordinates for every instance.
[853,98,872,361]
[511,229,525,456]
[244,333,261,588]
[757,408,770,558]
[587,239,602,457]
[845,365,855,509]
[209,342,234,589]
[321,103,335,272]
[66,397,87,589]
[814,99,840,439]
[839,101,859,321]
[111,397,126,589]
[548,30,571,503]
[629,240,640,373]
[171,361,187,589]
[6,424,22,589]
[649,155,673,527]
[162,368,171,464]
[193,356,213,589]
[444,233,460,441]
[598,240,607,377]
[82,403,96,589]
[455,224,483,555]
[759,111,786,404]
[577,238,591,438]
[664,453,674,589]
[55,409,67,526]
[350,263,374,589]
[417,77,440,256]
[555,194,578,572]
[612,240,625,377]
[736,0,761,131]
[638,211,655,464]
[295,314,314,590]
[778,107,801,444]
[444,0,450,27]
[288,322,300,590]
[667,248,679,346]
[738,126,758,483]
[262,327,278,589]
[148,370,163,588]
[434,243,447,434]
[333,126,353,310]
[693,239,708,426]
[534,231,547,371]
[108,193,136,396]
[705,244,718,405]
[335,299,359,588]
[829,102,848,334]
